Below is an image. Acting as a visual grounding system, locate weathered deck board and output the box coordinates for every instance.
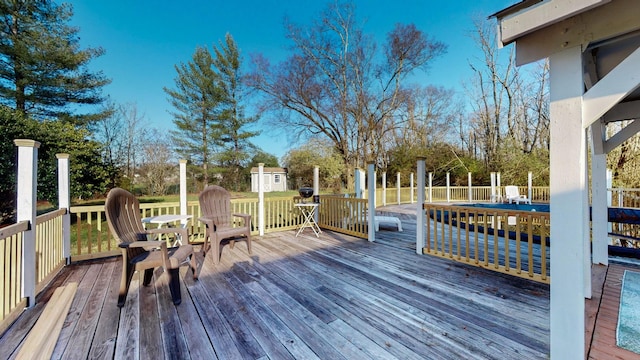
[87,259,121,360]
[61,261,116,360]
[7,205,633,359]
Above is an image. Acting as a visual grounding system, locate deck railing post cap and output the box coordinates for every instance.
[416,156,426,160]
[14,139,41,148]
[56,153,70,159]
[179,159,187,164]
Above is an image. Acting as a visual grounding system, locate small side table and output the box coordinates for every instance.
[294,203,321,237]
[142,214,192,246]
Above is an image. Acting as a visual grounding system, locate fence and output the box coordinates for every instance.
[68,195,371,261]
[0,221,29,334]
[0,208,66,334]
[423,204,551,284]
[318,196,369,238]
[370,185,551,207]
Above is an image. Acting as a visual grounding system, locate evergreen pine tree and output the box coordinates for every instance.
[0,0,110,123]
[212,33,260,190]
[164,46,222,186]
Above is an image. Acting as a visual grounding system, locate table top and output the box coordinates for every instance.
[142,214,192,224]
[294,203,319,208]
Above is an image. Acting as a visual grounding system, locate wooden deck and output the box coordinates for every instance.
[586,259,640,359]
[0,207,636,359]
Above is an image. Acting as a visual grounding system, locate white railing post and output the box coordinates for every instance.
[367,162,376,242]
[428,172,433,203]
[355,168,364,199]
[528,171,533,203]
[618,188,623,207]
[497,172,501,199]
[397,172,401,205]
[490,172,496,202]
[410,173,414,204]
[446,172,451,202]
[57,153,71,264]
[258,163,265,236]
[314,166,320,223]
[416,158,426,254]
[15,139,40,307]
[468,172,472,203]
[382,172,386,206]
[179,160,187,226]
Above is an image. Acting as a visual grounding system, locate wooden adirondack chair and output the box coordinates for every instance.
[198,185,252,264]
[105,188,198,306]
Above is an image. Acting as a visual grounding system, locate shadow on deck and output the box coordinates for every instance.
[0,207,634,359]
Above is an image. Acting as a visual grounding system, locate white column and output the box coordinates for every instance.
[179,160,188,225]
[591,153,608,265]
[367,162,376,242]
[57,154,71,264]
[410,173,414,204]
[428,172,433,203]
[528,171,533,203]
[446,172,451,202]
[607,169,613,234]
[15,139,40,307]
[382,172,387,206]
[467,172,472,203]
[396,173,401,205]
[258,163,265,236]
[583,131,591,299]
[549,46,585,360]
[416,158,426,254]
[497,172,501,198]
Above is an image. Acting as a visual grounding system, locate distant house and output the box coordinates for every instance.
[250,167,288,192]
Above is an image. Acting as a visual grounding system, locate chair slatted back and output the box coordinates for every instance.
[199,185,232,228]
[505,185,520,198]
[105,188,148,259]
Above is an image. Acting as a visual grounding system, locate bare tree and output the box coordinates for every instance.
[466,18,517,168]
[139,129,175,195]
[92,102,146,188]
[247,1,446,181]
[393,85,458,149]
[466,18,550,171]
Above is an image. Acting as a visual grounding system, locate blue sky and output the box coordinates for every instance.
[66,0,515,160]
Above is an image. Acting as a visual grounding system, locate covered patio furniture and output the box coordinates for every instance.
[504,185,531,204]
[369,214,403,231]
[105,188,198,306]
[343,200,402,232]
[198,185,252,264]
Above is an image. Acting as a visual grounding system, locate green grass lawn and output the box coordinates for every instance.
[68,190,305,207]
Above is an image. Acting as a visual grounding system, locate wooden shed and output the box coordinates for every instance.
[250,167,288,192]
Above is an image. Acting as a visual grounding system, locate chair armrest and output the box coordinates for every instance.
[118,240,167,250]
[198,216,214,226]
[232,213,251,222]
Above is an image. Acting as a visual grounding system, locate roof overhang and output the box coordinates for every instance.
[493,0,640,128]
[493,0,640,66]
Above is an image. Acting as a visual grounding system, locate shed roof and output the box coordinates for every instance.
[250,167,287,174]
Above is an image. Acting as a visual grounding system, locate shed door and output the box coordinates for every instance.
[263,174,272,192]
